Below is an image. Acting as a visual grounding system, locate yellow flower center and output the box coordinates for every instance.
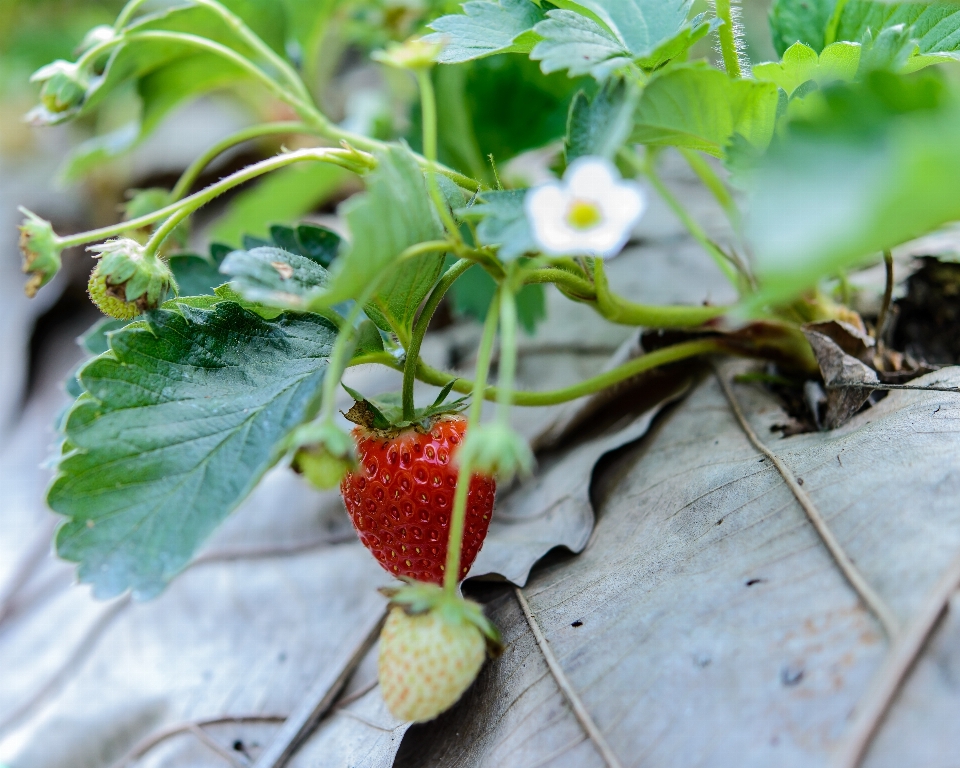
[566,199,603,230]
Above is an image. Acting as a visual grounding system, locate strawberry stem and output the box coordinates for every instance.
[444,291,501,594]
[403,258,474,422]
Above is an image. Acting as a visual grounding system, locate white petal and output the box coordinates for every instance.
[564,157,620,202]
[526,184,579,256]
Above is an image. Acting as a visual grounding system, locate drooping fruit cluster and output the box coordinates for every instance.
[378,583,501,722]
[340,415,495,584]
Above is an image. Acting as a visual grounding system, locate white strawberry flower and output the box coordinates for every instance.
[525,156,646,258]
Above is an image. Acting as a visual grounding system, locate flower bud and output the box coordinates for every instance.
[87,238,177,320]
[77,25,117,56]
[31,60,89,115]
[457,422,534,485]
[372,37,445,71]
[18,209,62,298]
[290,421,358,490]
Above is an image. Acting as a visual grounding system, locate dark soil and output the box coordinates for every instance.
[892,257,960,366]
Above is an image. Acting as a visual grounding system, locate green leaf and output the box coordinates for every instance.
[531,10,632,79]
[169,247,230,298]
[79,318,128,356]
[744,71,960,309]
[553,0,692,60]
[318,146,445,338]
[269,224,341,268]
[49,303,338,599]
[208,163,351,246]
[220,246,330,309]
[458,189,535,261]
[768,0,836,56]
[426,0,546,63]
[565,77,638,164]
[631,64,780,157]
[753,41,860,97]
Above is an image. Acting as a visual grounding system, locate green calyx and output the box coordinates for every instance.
[18,209,62,298]
[31,60,89,116]
[87,238,177,319]
[380,580,503,653]
[289,421,358,490]
[342,379,468,435]
[456,422,534,484]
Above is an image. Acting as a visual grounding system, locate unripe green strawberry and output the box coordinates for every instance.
[86,238,177,319]
[378,584,500,722]
[31,60,89,115]
[289,421,357,490]
[18,209,62,298]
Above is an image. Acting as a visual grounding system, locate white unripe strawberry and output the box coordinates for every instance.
[377,583,500,722]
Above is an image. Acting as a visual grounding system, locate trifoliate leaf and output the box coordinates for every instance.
[426,0,546,63]
[49,302,339,599]
[837,2,960,71]
[631,63,779,158]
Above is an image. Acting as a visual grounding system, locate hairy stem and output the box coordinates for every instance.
[444,293,500,594]
[171,122,319,201]
[714,0,743,78]
[402,258,473,421]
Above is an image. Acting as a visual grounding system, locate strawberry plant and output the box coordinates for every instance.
[15,0,960,742]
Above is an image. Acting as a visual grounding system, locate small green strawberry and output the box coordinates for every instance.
[18,209,62,298]
[87,238,177,319]
[30,60,89,117]
[289,420,358,490]
[378,582,501,722]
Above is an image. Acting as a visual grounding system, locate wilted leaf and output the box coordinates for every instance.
[397,365,960,767]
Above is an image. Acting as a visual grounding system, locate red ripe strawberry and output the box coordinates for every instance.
[340,416,496,584]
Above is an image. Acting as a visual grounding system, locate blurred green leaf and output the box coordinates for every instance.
[565,77,638,164]
[768,0,836,56]
[753,41,860,97]
[450,263,546,333]
[745,71,960,309]
[458,189,535,261]
[631,64,779,157]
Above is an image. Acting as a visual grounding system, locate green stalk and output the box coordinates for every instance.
[824,0,849,46]
[59,147,366,250]
[444,292,500,594]
[679,148,740,228]
[496,281,519,424]
[401,258,473,422]
[643,156,742,288]
[358,338,726,407]
[170,122,318,201]
[416,69,462,241]
[714,0,743,78]
[319,299,373,425]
